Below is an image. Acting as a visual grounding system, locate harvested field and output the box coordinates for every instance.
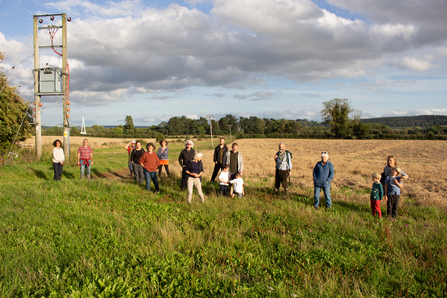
[197,139,447,209]
[22,137,447,209]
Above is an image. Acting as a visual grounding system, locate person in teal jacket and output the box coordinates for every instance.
[370,172,384,218]
[313,151,334,209]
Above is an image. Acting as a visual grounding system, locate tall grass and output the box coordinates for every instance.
[0,140,446,297]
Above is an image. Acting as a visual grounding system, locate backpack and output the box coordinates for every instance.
[276,150,292,165]
[131,148,145,161]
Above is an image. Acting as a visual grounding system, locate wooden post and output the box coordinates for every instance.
[33,16,42,159]
[62,13,70,160]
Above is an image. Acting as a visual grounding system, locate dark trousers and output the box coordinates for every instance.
[181,167,188,190]
[53,162,63,181]
[220,185,229,196]
[387,195,400,218]
[133,163,145,183]
[275,169,289,190]
[211,163,223,182]
[158,165,170,177]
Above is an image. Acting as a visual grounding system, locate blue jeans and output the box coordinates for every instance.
[314,185,332,208]
[143,169,159,192]
[80,159,91,176]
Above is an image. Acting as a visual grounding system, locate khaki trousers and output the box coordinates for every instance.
[187,177,205,204]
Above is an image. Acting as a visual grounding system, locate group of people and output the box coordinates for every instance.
[51,138,94,181]
[124,137,246,202]
[370,156,409,220]
[310,150,409,220]
[179,138,246,203]
[51,138,409,217]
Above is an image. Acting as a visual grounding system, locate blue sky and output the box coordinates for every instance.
[1,0,446,127]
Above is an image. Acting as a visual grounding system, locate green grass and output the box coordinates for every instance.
[0,144,446,297]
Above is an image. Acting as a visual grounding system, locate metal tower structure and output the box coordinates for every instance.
[80,117,87,135]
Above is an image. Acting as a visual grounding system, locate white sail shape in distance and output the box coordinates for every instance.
[80,116,87,135]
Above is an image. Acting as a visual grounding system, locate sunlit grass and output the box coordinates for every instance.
[0,140,446,297]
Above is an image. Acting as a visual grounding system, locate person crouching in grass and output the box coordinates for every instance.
[384,167,403,220]
[218,165,230,196]
[139,142,160,193]
[370,172,384,218]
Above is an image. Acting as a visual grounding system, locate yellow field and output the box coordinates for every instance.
[199,139,447,209]
[24,137,446,209]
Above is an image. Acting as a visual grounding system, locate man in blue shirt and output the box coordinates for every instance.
[313,152,334,209]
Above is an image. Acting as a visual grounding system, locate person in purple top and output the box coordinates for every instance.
[157,139,170,177]
[313,151,334,210]
[384,167,404,219]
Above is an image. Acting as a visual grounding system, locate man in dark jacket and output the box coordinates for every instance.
[211,137,228,182]
[178,140,195,190]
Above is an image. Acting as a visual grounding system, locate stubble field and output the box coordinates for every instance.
[197,139,446,209]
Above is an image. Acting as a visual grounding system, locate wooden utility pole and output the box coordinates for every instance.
[228,125,232,142]
[62,13,69,160]
[33,13,69,159]
[207,115,215,147]
[33,16,42,159]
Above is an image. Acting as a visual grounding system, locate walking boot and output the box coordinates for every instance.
[87,174,91,180]
[80,175,84,180]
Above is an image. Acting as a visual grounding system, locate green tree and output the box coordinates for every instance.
[321,98,358,138]
[197,126,206,136]
[0,53,32,149]
[436,124,442,135]
[218,114,238,134]
[46,126,64,135]
[124,115,135,132]
[353,122,369,139]
[70,126,79,136]
[113,125,124,136]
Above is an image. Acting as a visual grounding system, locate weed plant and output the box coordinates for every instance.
[0,141,446,297]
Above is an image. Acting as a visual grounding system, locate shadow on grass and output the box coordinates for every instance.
[28,167,49,180]
[62,171,75,179]
[334,200,371,213]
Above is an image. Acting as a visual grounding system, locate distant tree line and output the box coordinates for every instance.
[40,110,447,141]
[360,115,447,128]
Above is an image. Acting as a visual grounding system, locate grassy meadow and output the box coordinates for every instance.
[0,138,446,297]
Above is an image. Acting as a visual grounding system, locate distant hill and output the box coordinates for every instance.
[360,115,447,128]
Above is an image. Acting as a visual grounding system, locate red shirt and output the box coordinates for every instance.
[139,152,160,172]
[78,146,92,160]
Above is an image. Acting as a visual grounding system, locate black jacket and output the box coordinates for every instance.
[213,144,228,163]
[178,149,195,166]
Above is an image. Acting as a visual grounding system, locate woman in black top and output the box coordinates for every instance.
[131,141,145,183]
[185,151,205,204]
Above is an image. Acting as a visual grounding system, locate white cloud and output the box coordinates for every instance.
[390,57,437,71]
[2,0,447,122]
[301,92,319,97]
[233,90,279,100]
[186,114,200,119]
[354,79,417,91]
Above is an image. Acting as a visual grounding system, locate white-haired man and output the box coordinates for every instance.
[313,151,334,210]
